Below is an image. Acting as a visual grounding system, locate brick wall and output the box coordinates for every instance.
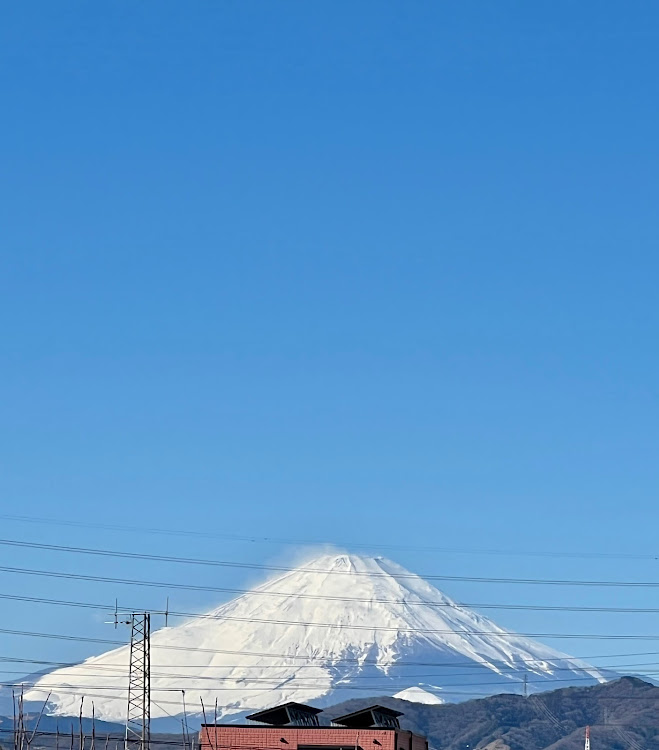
[200,726,401,750]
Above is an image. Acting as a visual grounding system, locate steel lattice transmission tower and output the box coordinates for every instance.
[585,726,591,750]
[125,613,151,750]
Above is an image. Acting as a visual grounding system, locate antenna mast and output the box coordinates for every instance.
[124,613,151,750]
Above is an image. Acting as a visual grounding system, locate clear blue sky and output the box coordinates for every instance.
[1,2,659,683]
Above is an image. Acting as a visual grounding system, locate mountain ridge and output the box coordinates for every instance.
[323,676,659,750]
[4,678,657,750]
[25,553,608,722]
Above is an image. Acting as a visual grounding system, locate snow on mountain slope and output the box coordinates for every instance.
[393,686,445,704]
[25,553,608,722]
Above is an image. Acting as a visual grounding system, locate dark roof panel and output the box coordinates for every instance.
[332,705,403,729]
[246,703,323,726]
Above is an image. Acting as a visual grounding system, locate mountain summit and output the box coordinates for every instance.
[26,553,607,723]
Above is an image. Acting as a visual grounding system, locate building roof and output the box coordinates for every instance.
[245,702,323,726]
[331,705,403,729]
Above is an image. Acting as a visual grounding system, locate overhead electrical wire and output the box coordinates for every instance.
[3,555,659,590]
[0,722,650,747]
[1,532,657,721]
[4,625,659,655]
[3,536,659,586]
[0,652,659,682]
[4,675,654,691]
[3,609,659,640]
[5,563,659,613]
[0,724,336,747]
[7,684,659,705]
[4,589,659,616]
[1,514,657,561]
[9,682,659,700]
[2,531,658,704]
[4,649,659,672]
[5,590,659,642]
[0,724,642,749]
[6,660,659,688]
[3,663,659,685]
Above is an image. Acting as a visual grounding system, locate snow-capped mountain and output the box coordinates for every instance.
[393,686,445,704]
[26,554,608,723]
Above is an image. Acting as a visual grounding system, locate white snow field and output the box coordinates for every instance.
[26,553,607,722]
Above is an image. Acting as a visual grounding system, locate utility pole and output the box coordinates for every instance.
[523,675,528,698]
[124,614,151,750]
[17,687,26,750]
[181,691,190,750]
[79,697,85,750]
[13,688,25,750]
[12,689,17,750]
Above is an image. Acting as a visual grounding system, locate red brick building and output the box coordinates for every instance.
[200,703,428,750]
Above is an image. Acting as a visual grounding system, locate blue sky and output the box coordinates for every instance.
[1,2,659,683]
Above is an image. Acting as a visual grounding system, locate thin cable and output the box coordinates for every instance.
[4,562,659,606]
[0,723,652,745]
[3,649,659,671]
[0,662,655,688]
[12,684,659,704]
[5,625,659,655]
[5,590,659,615]
[6,590,659,639]
[9,668,659,690]
[9,656,659,683]
[1,514,657,561]
[2,538,659,586]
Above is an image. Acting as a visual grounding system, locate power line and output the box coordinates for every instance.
[0,613,659,640]
[4,537,659,704]
[7,590,659,643]
[14,682,659,699]
[0,723,653,747]
[4,585,659,640]
[13,683,659,704]
[0,514,656,562]
[3,649,659,672]
[4,538,659,587]
[5,590,659,616]
[0,679,626,692]
[0,726,301,749]
[3,556,659,592]
[9,667,659,690]
[8,653,659,683]
[4,663,659,685]
[5,625,659,659]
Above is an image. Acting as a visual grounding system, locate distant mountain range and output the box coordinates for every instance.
[24,553,611,724]
[324,676,659,750]
[3,678,658,750]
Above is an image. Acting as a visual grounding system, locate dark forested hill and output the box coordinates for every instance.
[324,677,659,750]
